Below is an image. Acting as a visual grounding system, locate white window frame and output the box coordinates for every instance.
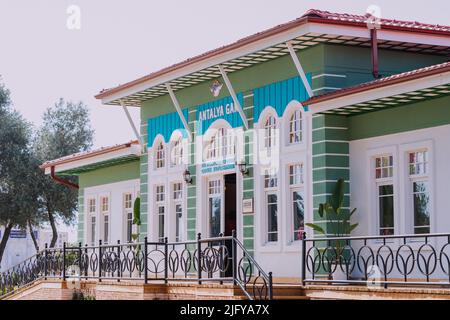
[155,140,166,169]
[399,140,434,236]
[207,177,224,238]
[170,135,184,168]
[288,163,305,243]
[123,192,134,243]
[263,167,279,244]
[155,184,166,242]
[288,109,303,145]
[172,182,184,242]
[87,197,97,246]
[100,194,110,244]
[367,146,399,237]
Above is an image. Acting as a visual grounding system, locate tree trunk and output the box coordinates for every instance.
[47,204,58,248]
[28,220,40,252]
[0,222,14,267]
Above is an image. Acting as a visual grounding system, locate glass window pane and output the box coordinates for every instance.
[379,185,394,235]
[413,181,430,234]
[293,191,304,241]
[267,194,278,242]
[209,197,221,238]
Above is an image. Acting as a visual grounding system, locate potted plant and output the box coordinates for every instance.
[305,178,358,282]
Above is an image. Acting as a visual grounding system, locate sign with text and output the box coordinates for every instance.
[201,159,235,174]
[243,198,254,214]
[10,229,27,239]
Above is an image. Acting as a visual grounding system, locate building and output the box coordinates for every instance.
[37,230,69,250]
[0,227,68,272]
[40,9,450,282]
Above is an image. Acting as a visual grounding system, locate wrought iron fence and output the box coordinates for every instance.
[301,232,450,288]
[0,231,272,300]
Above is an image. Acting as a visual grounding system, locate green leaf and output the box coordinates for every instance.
[305,223,326,235]
[318,203,325,218]
[331,178,345,212]
[133,197,141,225]
[349,208,357,217]
[349,223,359,233]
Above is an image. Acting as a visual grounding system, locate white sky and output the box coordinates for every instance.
[0,0,448,148]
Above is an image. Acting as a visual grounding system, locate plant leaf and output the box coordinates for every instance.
[349,223,359,233]
[318,203,324,218]
[305,223,326,235]
[331,178,345,212]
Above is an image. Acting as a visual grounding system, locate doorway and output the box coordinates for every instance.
[224,174,237,237]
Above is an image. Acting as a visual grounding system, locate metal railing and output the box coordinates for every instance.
[301,232,450,288]
[0,231,272,300]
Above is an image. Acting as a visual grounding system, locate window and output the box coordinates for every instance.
[375,155,393,179]
[264,116,277,150]
[156,185,165,242]
[101,196,109,213]
[289,110,302,144]
[88,198,96,245]
[101,196,109,244]
[289,164,304,241]
[208,179,222,238]
[409,150,430,234]
[205,128,235,161]
[173,182,183,242]
[156,141,165,169]
[90,216,96,246]
[264,168,278,242]
[171,137,183,167]
[375,155,394,235]
[88,198,96,214]
[124,193,133,243]
[103,215,109,244]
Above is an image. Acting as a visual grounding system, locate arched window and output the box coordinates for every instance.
[205,127,235,161]
[155,141,165,169]
[170,136,183,167]
[289,109,302,144]
[264,115,277,149]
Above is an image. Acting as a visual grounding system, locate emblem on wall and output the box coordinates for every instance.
[210,80,223,97]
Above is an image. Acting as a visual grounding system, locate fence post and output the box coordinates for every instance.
[98,239,102,282]
[268,271,273,300]
[44,243,48,280]
[144,237,148,284]
[117,240,121,282]
[219,233,224,285]
[84,244,88,280]
[62,242,66,281]
[197,233,202,285]
[232,230,237,286]
[164,237,168,284]
[78,242,82,280]
[301,232,306,286]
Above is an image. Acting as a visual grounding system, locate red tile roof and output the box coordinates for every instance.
[95,9,450,101]
[304,9,450,33]
[40,140,140,169]
[303,61,450,106]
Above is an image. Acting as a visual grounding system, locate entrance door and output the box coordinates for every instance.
[207,174,237,238]
[224,174,237,237]
[208,178,223,238]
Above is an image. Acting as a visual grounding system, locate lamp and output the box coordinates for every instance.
[236,160,248,176]
[183,169,193,184]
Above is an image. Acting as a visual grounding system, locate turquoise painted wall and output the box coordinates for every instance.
[148,109,189,144]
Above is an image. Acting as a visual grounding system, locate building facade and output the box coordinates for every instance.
[41,9,450,280]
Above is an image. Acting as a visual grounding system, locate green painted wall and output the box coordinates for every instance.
[77,160,140,243]
[322,44,446,92]
[349,96,450,140]
[78,160,140,189]
[312,114,350,235]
